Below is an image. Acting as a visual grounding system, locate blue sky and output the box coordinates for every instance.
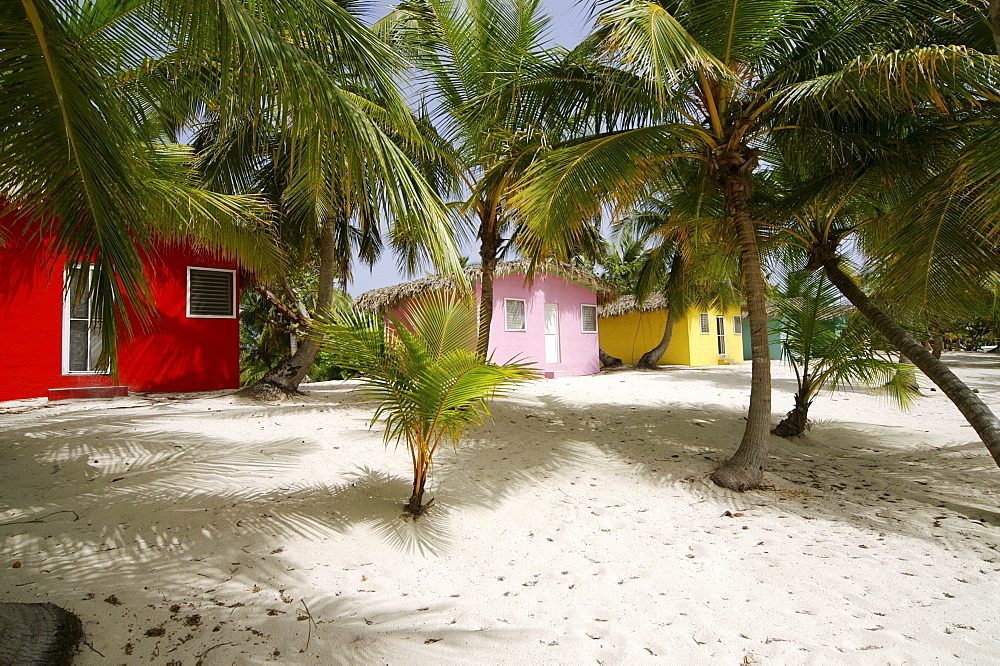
[349,0,596,296]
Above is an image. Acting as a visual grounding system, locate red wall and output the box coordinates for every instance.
[0,219,240,401]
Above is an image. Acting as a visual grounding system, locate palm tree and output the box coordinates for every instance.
[512,0,998,489]
[620,180,742,369]
[764,122,1000,465]
[769,272,920,437]
[185,8,469,397]
[0,1,277,369]
[378,0,608,358]
[316,291,538,515]
[2,0,467,377]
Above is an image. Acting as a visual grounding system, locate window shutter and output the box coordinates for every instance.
[581,304,597,333]
[505,299,526,331]
[189,268,235,317]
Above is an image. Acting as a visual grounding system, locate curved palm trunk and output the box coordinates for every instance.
[600,348,623,368]
[635,316,674,368]
[711,175,773,491]
[823,258,1000,467]
[246,214,339,398]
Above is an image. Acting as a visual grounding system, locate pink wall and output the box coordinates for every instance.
[481,272,600,377]
[0,216,240,401]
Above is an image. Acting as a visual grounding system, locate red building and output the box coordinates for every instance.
[0,215,241,401]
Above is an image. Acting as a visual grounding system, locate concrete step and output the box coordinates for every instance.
[48,386,128,401]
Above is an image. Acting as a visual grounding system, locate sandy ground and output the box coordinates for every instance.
[2,353,1000,664]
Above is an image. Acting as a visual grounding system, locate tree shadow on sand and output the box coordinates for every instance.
[490,390,1000,561]
[4,377,999,660]
[0,394,548,660]
[933,352,1000,371]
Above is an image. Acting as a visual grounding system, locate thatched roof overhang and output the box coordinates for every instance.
[354,259,619,315]
[598,293,669,319]
[603,295,854,320]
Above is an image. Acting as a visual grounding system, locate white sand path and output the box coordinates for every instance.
[1,353,999,663]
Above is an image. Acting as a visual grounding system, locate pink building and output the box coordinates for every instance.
[354,260,618,377]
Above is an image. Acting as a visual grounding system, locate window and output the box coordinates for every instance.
[187,267,236,318]
[63,264,104,374]
[699,312,710,334]
[733,315,743,335]
[581,304,598,333]
[504,298,526,331]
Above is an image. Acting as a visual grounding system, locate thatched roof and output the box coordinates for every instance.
[598,293,669,318]
[354,259,619,314]
[602,294,855,320]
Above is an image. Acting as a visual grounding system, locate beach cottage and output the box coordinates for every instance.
[354,260,618,377]
[0,214,241,402]
[598,294,744,366]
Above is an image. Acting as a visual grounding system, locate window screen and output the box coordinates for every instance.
[188,268,235,318]
[699,312,710,334]
[581,304,598,333]
[733,315,743,335]
[505,299,526,331]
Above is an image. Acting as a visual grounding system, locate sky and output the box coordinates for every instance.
[348,0,597,296]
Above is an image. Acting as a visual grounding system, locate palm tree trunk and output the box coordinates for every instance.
[281,278,309,358]
[637,257,684,369]
[822,258,1000,468]
[711,176,772,491]
[635,316,674,368]
[990,0,1000,55]
[599,348,623,368]
[0,602,83,665]
[408,459,429,515]
[246,214,338,398]
[772,389,812,438]
[477,226,501,360]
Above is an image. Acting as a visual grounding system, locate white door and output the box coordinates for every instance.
[716,315,727,357]
[544,303,560,363]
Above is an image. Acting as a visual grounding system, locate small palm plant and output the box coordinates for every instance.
[771,273,921,438]
[316,291,538,516]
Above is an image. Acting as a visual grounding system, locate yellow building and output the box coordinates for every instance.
[598,294,744,366]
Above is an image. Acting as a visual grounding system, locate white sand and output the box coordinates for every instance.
[2,352,999,664]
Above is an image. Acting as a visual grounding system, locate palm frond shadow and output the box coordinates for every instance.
[475,391,1000,556]
[499,393,748,483]
[0,413,441,597]
[310,467,454,556]
[766,426,1000,552]
[933,353,1000,371]
[634,364,806,396]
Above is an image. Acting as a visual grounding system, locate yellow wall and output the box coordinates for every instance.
[599,306,744,366]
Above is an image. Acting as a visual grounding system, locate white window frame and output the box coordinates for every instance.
[716,315,727,357]
[733,315,743,335]
[186,266,237,319]
[699,312,711,334]
[62,263,106,375]
[580,304,598,333]
[504,298,527,332]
